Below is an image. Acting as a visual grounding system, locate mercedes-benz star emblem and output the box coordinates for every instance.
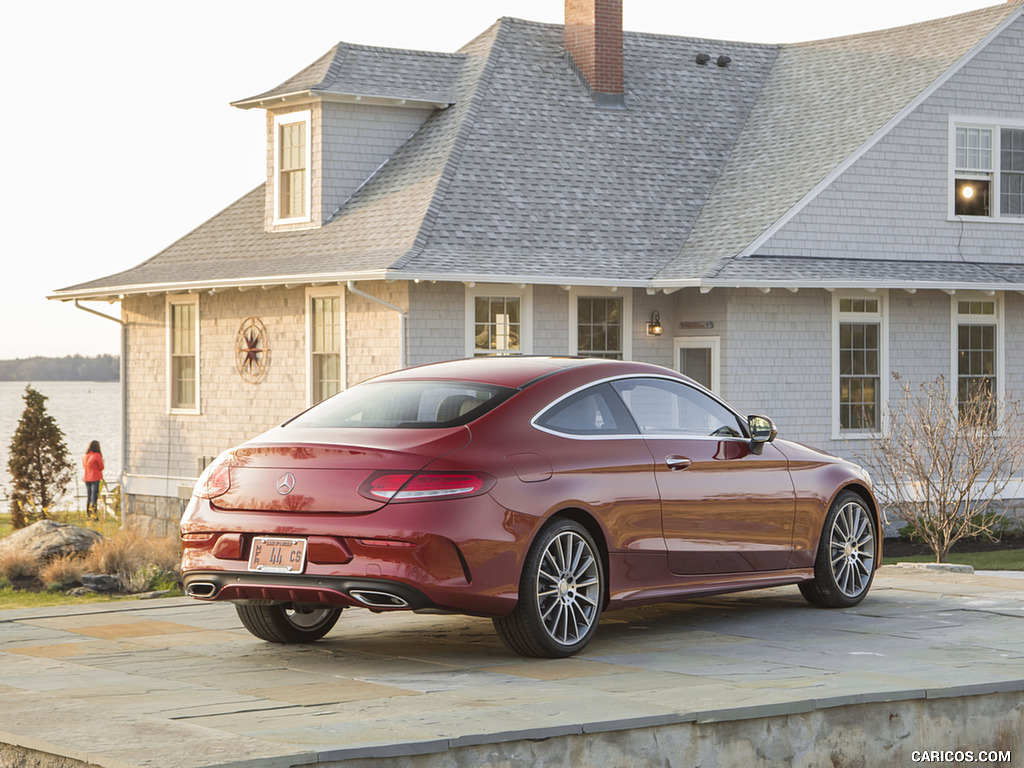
[276,473,296,495]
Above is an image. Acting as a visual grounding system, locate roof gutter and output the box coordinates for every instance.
[72,301,127,529]
[231,90,451,111]
[346,281,407,369]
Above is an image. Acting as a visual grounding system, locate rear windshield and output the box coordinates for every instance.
[288,380,516,429]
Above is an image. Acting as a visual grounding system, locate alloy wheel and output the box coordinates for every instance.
[284,606,339,630]
[535,529,601,647]
[828,500,875,598]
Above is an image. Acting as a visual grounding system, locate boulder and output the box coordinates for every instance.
[81,573,123,592]
[0,520,103,561]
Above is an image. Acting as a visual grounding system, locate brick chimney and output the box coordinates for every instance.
[564,0,625,108]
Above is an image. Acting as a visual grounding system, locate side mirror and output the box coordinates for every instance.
[748,415,777,455]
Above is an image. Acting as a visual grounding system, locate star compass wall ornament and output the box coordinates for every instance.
[235,317,270,384]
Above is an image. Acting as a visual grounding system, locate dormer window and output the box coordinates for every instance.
[274,111,311,223]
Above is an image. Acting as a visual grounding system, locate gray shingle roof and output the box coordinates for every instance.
[54,3,1024,299]
[657,2,1023,280]
[396,22,777,281]
[233,42,465,106]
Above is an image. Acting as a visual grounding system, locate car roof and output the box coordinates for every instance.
[368,356,678,389]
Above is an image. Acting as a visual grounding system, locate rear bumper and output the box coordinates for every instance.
[180,494,538,617]
[182,571,434,611]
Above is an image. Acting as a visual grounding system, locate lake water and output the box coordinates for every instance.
[0,381,121,510]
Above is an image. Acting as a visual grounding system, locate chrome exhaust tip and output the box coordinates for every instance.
[185,582,218,598]
[348,589,410,608]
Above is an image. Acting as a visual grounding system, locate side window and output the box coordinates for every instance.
[465,284,533,357]
[308,289,344,405]
[954,295,1001,425]
[168,296,199,413]
[612,378,743,438]
[535,384,638,437]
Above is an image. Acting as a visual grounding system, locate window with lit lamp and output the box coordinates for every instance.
[951,120,1024,219]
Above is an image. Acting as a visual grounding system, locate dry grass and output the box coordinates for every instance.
[81,530,181,591]
[38,554,87,589]
[0,548,41,580]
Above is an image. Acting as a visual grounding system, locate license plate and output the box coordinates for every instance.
[248,536,307,573]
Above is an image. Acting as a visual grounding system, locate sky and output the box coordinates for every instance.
[0,0,1002,360]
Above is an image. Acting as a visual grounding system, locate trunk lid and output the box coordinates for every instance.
[212,426,471,513]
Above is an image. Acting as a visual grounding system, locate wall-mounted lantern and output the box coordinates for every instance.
[646,310,663,337]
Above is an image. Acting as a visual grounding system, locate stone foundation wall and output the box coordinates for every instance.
[125,493,186,538]
[321,690,1023,768]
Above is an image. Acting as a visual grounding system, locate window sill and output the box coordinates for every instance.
[946,215,1024,224]
[832,430,883,441]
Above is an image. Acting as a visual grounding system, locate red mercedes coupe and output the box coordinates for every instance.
[181,357,879,658]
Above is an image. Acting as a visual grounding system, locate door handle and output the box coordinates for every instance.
[665,455,692,470]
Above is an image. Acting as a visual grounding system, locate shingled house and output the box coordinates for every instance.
[52,0,1024,534]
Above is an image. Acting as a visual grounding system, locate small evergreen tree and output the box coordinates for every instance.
[7,386,73,528]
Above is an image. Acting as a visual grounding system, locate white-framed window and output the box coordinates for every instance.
[568,287,632,360]
[274,110,312,224]
[307,287,345,405]
[951,292,1003,422]
[832,291,888,438]
[465,284,532,357]
[950,118,1024,220]
[674,336,720,394]
[167,295,200,414]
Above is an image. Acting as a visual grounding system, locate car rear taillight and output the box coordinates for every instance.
[196,460,231,499]
[360,472,493,503]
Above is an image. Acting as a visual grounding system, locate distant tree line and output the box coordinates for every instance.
[0,355,119,382]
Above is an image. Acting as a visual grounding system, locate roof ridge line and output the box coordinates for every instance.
[789,0,1024,47]
[391,18,514,272]
[314,43,349,91]
[327,40,468,58]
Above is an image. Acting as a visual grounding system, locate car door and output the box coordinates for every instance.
[611,377,797,576]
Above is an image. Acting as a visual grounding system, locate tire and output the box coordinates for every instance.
[493,518,604,658]
[235,603,342,643]
[799,490,877,608]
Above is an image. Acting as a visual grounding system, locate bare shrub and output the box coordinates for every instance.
[0,548,41,581]
[39,554,85,589]
[855,375,1024,563]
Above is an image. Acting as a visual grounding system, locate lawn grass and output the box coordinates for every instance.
[882,548,1024,571]
[0,509,121,539]
[0,588,133,611]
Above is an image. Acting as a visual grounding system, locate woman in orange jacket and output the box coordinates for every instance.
[83,441,104,520]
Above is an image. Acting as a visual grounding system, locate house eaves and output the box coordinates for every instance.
[689,279,1024,294]
[672,254,1024,295]
[48,267,653,304]
[230,90,452,110]
[54,267,1024,304]
[735,2,1024,261]
[231,41,464,111]
[47,270,393,303]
